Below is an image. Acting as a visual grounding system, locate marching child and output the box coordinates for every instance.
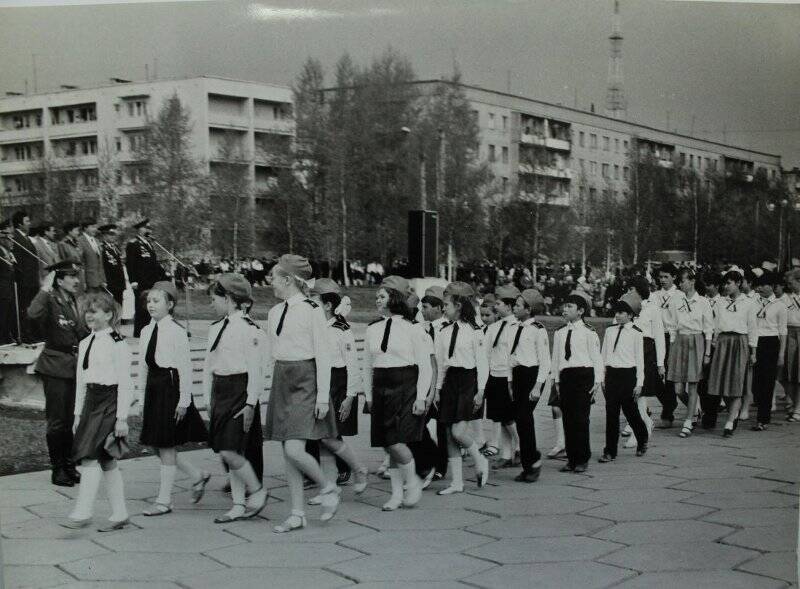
[138,281,210,516]
[264,256,341,532]
[435,281,490,495]
[781,269,800,422]
[420,285,449,481]
[61,292,132,531]
[507,288,550,482]
[550,294,603,473]
[599,293,649,462]
[752,272,787,430]
[204,274,268,524]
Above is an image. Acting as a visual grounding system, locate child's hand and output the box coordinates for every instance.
[314,402,329,420]
[412,398,427,416]
[339,396,354,421]
[175,405,187,423]
[234,404,254,432]
[72,416,80,434]
[115,419,128,438]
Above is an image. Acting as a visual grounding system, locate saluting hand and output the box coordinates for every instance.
[314,402,329,420]
[41,271,55,293]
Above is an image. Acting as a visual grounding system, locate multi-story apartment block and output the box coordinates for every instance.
[0,76,294,216]
[413,81,783,207]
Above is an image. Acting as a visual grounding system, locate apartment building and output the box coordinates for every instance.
[413,81,783,207]
[0,76,294,216]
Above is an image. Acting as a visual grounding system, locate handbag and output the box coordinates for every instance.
[103,433,130,460]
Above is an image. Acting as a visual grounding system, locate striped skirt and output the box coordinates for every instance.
[707,333,749,398]
[784,326,800,383]
[667,333,706,383]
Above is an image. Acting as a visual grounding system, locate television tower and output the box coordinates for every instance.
[605,0,627,119]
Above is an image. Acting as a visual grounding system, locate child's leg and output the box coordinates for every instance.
[283,439,331,488]
[176,452,205,483]
[725,398,743,429]
[70,459,102,520]
[438,429,463,494]
[549,407,565,456]
[682,383,700,432]
[321,437,366,479]
[603,386,621,458]
[381,445,404,510]
[100,458,128,523]
[620,394,649,450]
[451,421,489,478]
[154,447,177,507]
[386,443,421,508]
[283,444,307,515]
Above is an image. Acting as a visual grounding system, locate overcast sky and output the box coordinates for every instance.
[1,0,798,166]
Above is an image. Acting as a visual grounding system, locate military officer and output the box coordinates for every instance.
[11,210,41,342]
[125,218,166,337]
[0,219,19,344]
[58,222,84,293]
[27,260,89,487]
[98,224,126,305]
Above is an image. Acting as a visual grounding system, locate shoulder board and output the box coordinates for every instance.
[440,321,453,331]
[171,318,187,330]
[110,330,125,342]
[211,317,225,326]
[304,299,319,308]
[583,322,596,331]
[243,317,261,330]
[531,321,545,329]
[410,319,419,324]
[473,324,483,331]
[368,317,385,326]
[632,325,643,333]
[332,320,350,331]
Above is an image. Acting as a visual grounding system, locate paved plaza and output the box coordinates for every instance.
[2,400,799,588]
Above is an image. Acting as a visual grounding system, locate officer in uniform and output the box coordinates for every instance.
[11,210,41,342]
[98,223,126,305]
[0,219,19,343]
[27,260,89,487]
[125,218,166,336]
[58,222,83,294]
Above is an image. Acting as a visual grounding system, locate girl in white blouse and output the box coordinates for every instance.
[138,282,210,516]
[435,282,490,495]
[61,292,132,532]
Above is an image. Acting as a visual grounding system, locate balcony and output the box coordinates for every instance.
[48,122,97,139]
[0,127,45,144]
[657,159,674,169]
[254,152,291,168]
[519,134,571,151]
[253,118,294,135]
[518,163,572,180]
[117,116,149,131]
[0,192,41,206]
[518,189,570,208]
[208,114,249,131]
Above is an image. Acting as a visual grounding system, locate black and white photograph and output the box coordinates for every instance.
[0,0,798,587]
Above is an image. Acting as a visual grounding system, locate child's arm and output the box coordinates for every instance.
[136,325,149,408]
[114,339,133,421]
[175,326,192,409]
[341,329,361,397]
[311,307,332,404]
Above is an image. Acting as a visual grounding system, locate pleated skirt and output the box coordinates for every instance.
[784,326,800,383]
[264,359,337,442]
[73,384,118,463]
[485,375,514,422]
[370,366,424,447]
[140,367,208,448]
[707,333,749,398]
[667,333,705,383]
[439,367,478,425]
[331,366,357,437]
[641,337,664,398]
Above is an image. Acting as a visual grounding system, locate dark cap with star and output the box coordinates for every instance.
[47,259,82,276]
[98,223,118,234]
[133,218,150,229]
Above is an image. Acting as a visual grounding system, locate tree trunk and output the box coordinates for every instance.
[340,164,350,286]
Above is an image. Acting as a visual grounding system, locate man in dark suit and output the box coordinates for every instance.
[125,218,165,336]
[99,224,126,305]
[78,219,106,292]
[11,210,41,342]
[0,219,19,344]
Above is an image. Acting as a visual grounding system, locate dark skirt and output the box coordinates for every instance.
[140,367,208,448]
[707,333,749,398]
[72,384,118,463]
[209,373,251,453]
[370,366,425,447]
[264,359,338,442]
[784,326,800,383]
[439,367,478,425]
[667,333,706,383]
[331,366,357,437]
[485,375,514,423]
[641,337,664,398]
[546,381,560,408]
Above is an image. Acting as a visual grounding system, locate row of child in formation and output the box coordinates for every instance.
[57,256,795,534]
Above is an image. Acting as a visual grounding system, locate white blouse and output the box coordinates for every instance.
[138,315,193,408]
[435,320,489,392]
[550,320,604,386]
[484,316,518,377]
[506,318,551,384]
[326,317,362,397]
[75,327,133,420]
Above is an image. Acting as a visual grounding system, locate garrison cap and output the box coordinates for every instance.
[423,285,445,301]
[150,280,178,302]
[520,289,545,314]
[566,292,590,314]
[276,254,313,281]
[214,273,252,301]
[615,291,642,316]
[311,278,341,296]
[481,293,497,307]
[381,275,410,295]
[495,284,521,300]
[444,281,475,298]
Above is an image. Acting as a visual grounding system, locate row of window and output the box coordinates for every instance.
[578,159,629,181]
[51,105,96,125]
[486,112,508,131]
[2,171,97,194]
[578,131,629,153]
[488,144,509,164]
[114,100,148,117]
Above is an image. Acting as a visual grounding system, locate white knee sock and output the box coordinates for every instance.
[232,462,260,494]
[500,427,511,460]
[229,468,246,508]
[398,460,420,487]
[466,442,485,470]
[554,418,565,448]
[70,463,102,520]
[103,467,128,522]
[157,465,176,506]
[383,468,403,510]
[448,457,463,488]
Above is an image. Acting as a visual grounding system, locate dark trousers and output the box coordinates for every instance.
[246,402,264,481]
[19,285,40,343]
[603,367,648,457]
[753,336,780,424]
[560,367,594,467]
[408,406,448,476]
[133,288,151,337]
[0,297,18,343]
[511,365,542,470]
[698,352,719,428]
[306,440,349,474]
[658,335,689,420]
[42,375,76,469]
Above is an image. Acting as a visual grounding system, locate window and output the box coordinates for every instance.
[502,177,508,191]
[614,138,619,153]
[680,152,686,166]
[127,102,134,117]
[136,101,145,116]
[590,134,597,149]
[602,163,610,178]
[589,187,597,199]
[471,110,479,123]
[623,166,630,181]
[115,170,123,185]
[705,157,710,169]
[623,140,629,152]
[502,116,508,131]
[115,137,122,152]
[66,141,77,156]
[603,136,610,151]
[690,154,694,168]
[488,113,495,130]
[501,146,508,164]
[579,132,585,147]
[711,159,717,171]
[67,110,75,123]
[614,164,619,180]
[114,104,120,115]
[590,161,597,176]
[488,144,496,162]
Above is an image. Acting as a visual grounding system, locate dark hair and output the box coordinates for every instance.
[499,297,517,307]
[565,294,588,316]
[82,291,120,328]
[383,287,412,319]
[631,277,650,300]
[677,268,695,283]
[447,294,478,328]
[320,291,343,315]
[11,211,28,227]
[703,272,723,288]
[754,272,778,288]
[421,295,443,309]
[210,281,250,309]
[722,271,744,286]
[658,263,678,278]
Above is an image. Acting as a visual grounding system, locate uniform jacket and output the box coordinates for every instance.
[78,233,106,288]
[12,230,39,290]
[125,236,164,290]
[27,289,89,379]
[101,241,126,294]
[0,243,16,300]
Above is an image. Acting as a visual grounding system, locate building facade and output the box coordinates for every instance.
[0,76,294,217]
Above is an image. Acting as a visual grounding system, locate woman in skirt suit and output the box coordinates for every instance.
[305,278,369,504]
[364,275,432,511]
[204,273,268,524]
[435,281,490,495]
[263,255,341,533]
[707,271,758,436]
[138,281,210,516]
[60,292,132,531]
[666,268,714,438]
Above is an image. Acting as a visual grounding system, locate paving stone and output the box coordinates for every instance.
[4,538,109,565]
[464,561,635,589]
[469,482,596,500]
[665,465,770,479]
[128,510,237,529]
[465,536,622,564]
[327,553,493,582]
[26,499,151,519]
[672,477,790,493]
[206,541,361,567]
[616,570,788,589]
[570,473,686,490]
[352,583,466,589]
[723,524,798,552]
[1,517,88,539]
[583,501,714,521]
[223,518,373,543]
[56,583,182,589]
[167,488,282,511]
[600,541,758,572]
[579,460,673,475]
[466,514,609,539]
[737,551,798,584]
[93,525,247,553]
[61,552,224,581]
[0,472,51,490]
[0,489,69,508]
[2,564,75,589]
[581,487,698,504]
[178,568,352,589]
[341,530,491,555]
[467,496,601,518]
[0,506,40,525]
[684,491,799,509]
[702,506,798,527]
[355,489,499,512]
[593,520,735,544]
[349,508,490,531]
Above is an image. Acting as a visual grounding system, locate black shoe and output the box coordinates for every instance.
[514,467,541,483]
[598,453,615,463]
[657,419,674,429]
[433,471,445,481]
[559,464,575,473]
[573,463,588,473]
[722,427,733,438]
[66,464,81,484]
[636,444,648,457]
[336,470,352,486]
[51,468,74,487]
